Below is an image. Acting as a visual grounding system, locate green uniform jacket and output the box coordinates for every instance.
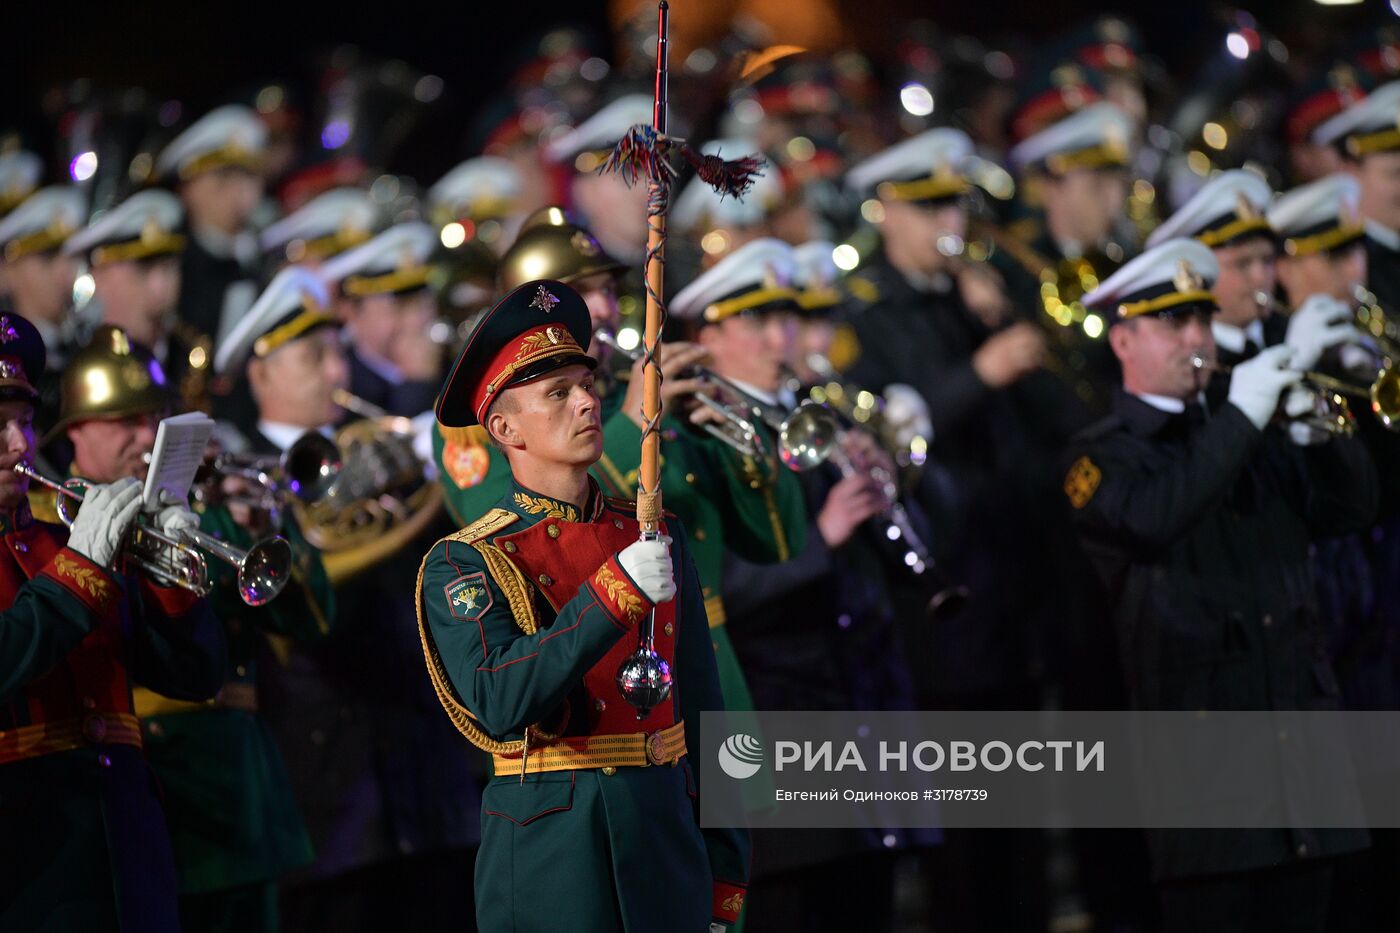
[417,479,750,931]
[434,388,808,717]
[137,504,335,895]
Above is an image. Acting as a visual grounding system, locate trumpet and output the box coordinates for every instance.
[594,327,773,462]
[293,388,444,584]
[14,464,293,606]
[191,432,343,524]
[800,354,930,479]
[1188,354,1380,437]
[780,402,968,620]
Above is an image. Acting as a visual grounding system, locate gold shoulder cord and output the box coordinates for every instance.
[415,508,565,758]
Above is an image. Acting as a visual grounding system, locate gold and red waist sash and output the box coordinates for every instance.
[0,711,142,765]
[491,718,687,776]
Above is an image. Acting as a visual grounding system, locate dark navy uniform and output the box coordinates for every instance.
[1064,390,1375,904]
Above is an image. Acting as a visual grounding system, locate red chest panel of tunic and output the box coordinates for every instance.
[0,523,131,732]
[494,511,680,736]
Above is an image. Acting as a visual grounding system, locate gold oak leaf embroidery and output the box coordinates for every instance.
[722,892,745,913]
[594,564,644,624]
[513,492,579,523]
[54,553,110,600]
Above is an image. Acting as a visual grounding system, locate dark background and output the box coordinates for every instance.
[2,0,1393,188]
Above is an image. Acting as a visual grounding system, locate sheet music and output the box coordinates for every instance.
[144,412,215,510]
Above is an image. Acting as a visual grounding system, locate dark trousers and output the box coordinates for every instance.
[1159,860,1333,933]
[743,852,897,933]
[917,828,1047,933]
[180,881,278,933]
[280,849,478,933]
[1327,830,1400,932]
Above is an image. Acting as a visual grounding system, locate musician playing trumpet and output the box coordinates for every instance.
[216,266,479,930]
[0,312,225,932]
[1271,150,1400,933]
[50,314,332,933]
[1066,238,1377,930]
[1144,170,1282,368]
[692,238,935,931]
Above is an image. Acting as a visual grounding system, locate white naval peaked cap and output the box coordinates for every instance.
[544,94,655,165]
[0,151,43,212]
[1082,237,1219,322]
[1312,80,1400,150]
[671,139,781,232]
[1266,173,1364,256]
[156,104,268,180]
[259,188,379,259]
[0,186,87,260]
[215,265,334,376]
[791,240,840,289]
[319,221,437,297]
[1145,169,1274,249]
[1007,101,1133,173]
[427,156,524,221]
[791,240,843,312]
[670,236,800,323]
[63,189,184,265]
[845,127,974,199]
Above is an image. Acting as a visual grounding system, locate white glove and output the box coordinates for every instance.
[617,535,676,604]
[67,477,144,569]
[410,410,439,482]
[883,383,934,447]
[1227,344,1302,430]
[1286,295,1359,370]
[1283,386,1331,446]
[155,502,201,537]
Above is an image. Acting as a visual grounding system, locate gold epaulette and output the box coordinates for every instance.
[451,506,519,544]
[416,506,566,756]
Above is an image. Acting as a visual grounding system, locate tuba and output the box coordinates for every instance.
[293,389,444,584]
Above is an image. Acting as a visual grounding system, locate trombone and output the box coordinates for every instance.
[14,464,293,607]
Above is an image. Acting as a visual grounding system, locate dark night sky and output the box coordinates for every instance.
[2,0,1392,188]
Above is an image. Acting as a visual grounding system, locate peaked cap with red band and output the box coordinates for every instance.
[0,312,45,403]
[435,279,595,428]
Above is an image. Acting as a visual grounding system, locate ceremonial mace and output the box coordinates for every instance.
[606,1,764,717]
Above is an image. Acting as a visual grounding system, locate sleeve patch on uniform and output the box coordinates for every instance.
[1064,456,1102,510]
[442,438,491,489]
[445,572,492,621]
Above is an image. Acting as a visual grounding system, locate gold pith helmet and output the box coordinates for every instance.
[497,206,627,292]
[44,325,171,444]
